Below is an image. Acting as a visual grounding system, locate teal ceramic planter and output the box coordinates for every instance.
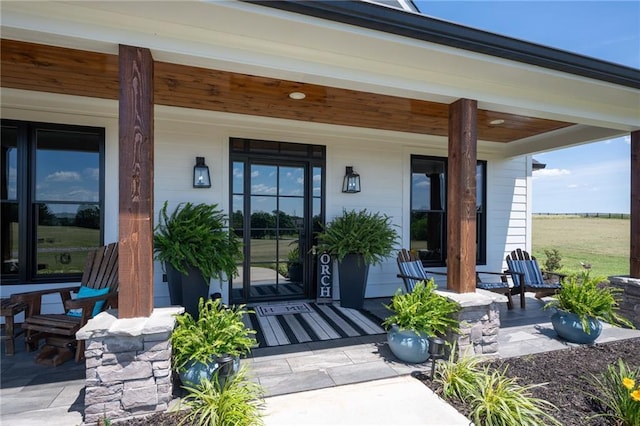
[179,355,240,388]
[551,310,602,344]
[387,325,430,363]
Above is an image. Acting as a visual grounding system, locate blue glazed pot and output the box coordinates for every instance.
[179,355,240,388]
[387,325,430,363]
[551,310,602,344]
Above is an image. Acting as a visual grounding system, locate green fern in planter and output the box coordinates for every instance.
[543,272,633,333]
[154,201,242,282]
[316,208,399,265]
[382,279,460,336]
[171,298,256,373]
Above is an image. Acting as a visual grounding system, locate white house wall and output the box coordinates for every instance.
[2,88,531,314]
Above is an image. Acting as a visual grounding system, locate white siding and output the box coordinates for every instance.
[1,88,532,311]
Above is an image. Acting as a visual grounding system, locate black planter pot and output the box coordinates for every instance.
[338,254,369,309]
[165,263,183,306]
[181,265,210,319]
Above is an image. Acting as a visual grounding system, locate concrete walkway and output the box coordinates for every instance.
[2,294,639,425]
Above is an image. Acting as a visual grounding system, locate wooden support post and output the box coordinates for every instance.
[118,45,154,318]
[631,130,640,278]
[447,98,477,293]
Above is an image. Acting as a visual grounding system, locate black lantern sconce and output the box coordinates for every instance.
[193,157,211,188]
[341,166,361,193]
[428,336,446,379]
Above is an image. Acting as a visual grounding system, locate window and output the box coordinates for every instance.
[410,155,486,266]
[1,120,104,283]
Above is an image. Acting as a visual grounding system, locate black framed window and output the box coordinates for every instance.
[410,155,486,266]
[1,120,104,283]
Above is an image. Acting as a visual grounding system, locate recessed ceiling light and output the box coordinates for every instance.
[289,92,306,100]
[490,119,505,125]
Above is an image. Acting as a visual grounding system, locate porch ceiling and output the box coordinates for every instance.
[1,0,638,154]
[0,39,572,144]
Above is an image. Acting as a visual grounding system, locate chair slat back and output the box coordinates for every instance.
[81,242,119,291]
[506,258,544,286]
[396,249,432,292]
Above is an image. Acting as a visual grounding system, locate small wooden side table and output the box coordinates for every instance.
[1,298,29,356]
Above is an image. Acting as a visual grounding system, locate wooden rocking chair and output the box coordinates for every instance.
[12,242,118,366]
[505,248,565,308]
[397,249,516,309]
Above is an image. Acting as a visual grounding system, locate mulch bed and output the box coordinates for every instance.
[416,337,640,426]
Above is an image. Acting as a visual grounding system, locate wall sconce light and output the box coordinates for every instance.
[193,157,211,188]
[342,166,361,193]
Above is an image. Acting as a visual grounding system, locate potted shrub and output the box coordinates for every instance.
[154,201,242,318]
[287,244,303,283]
[382,279,460,363]
[543,272,633,344]
[316,208,399,309]
[171,298,256,387]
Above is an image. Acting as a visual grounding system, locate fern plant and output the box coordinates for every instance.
[154,201,242,282]
[543,271,633,333]
[382,279,460,336]
[316,208,399,266]
[171,298,256,373]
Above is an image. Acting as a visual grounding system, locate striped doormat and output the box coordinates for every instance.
[244,302,386,348]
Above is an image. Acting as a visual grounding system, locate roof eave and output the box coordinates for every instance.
[247,0,640,90]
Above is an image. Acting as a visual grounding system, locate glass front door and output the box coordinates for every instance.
[230,139,324,303]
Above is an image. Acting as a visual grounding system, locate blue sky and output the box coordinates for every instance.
[413,1,639,213]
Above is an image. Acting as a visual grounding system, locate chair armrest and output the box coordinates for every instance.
[477,271,507,277]
[541,270,567,279]
[11,286,80,316]
[64,291,116,324]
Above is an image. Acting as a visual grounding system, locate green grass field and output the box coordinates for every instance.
[532,215,630,278]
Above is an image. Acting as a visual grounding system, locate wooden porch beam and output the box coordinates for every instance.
[631,130,640,278]
[447,98,478,293]
[118,45,154,318]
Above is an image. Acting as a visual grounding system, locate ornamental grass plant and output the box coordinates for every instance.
[178,365,265,426]
[434,354,561,426]
[587,359,640,426]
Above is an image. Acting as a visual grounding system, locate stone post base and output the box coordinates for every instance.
[437,289,501,358]
[76,306,184,424]
[609,276,640,328]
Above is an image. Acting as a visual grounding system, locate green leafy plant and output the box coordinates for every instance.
[316,208,399,266]
[382,279,460,336]
[543,271,634,333]
[154,201,242,282]
[586,359,640,426]
[179,365,265,426]
[433,348,484,400]
[543,248,563,271]
[171,298,256,373]
[468,366,561,426]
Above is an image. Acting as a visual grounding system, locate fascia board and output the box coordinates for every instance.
[503,125,630,158]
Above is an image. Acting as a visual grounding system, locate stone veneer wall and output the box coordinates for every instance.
[439,289,501,358]
[76,307,184,424]
[608,276,640,328]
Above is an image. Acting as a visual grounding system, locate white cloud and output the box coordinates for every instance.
[46,171,80,182]
[84,167,99,180]
[532,168,571,178]
[567,184,579,188]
